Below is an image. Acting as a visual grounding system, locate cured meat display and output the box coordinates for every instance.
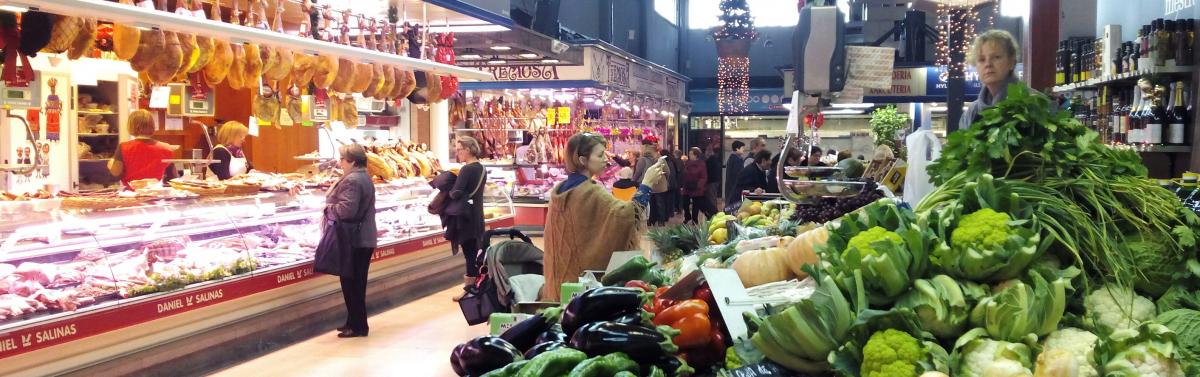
[0,176,485,325]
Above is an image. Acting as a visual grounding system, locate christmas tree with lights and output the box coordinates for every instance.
[711,0,758,41]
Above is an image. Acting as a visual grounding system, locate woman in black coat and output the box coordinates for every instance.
[325,144,377,338]
[448,136,488,302]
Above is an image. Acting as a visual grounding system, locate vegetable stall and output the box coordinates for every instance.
[448,84,1200,377]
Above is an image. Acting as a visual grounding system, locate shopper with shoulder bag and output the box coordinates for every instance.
[313,144,377,338]
[448,136,488,302]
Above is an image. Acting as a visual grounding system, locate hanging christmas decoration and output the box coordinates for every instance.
[712,0,757,114]
[934,0,995,78]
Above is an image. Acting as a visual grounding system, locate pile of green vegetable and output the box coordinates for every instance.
[742,84,1200,377]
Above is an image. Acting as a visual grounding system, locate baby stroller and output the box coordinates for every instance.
[458,228,544,325]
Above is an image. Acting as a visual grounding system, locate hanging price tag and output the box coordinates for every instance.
[311,89,330,122]
[25,108,40,136]
[248,116,260,137]
[545,108,557,125]
[300,95,314,126]
[557,107,570,125]
[149,86,170,109]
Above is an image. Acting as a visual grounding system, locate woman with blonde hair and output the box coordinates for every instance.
[960,29,1029,129]
[542,133,666,300]
[209,121,254,180]
[108,109,177,188]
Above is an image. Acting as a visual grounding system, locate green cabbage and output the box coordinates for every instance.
[1156,309,1200,375]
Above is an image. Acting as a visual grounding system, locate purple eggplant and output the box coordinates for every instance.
[534,326,567,345]
[561,287,647,335]
[499,307,562,352]
[449,335,523,376]
[569,321,679,363]
[523,340,568,360]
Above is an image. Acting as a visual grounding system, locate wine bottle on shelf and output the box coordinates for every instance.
[1057,40,1069,85]
[1149,85,1167,145]
[1172,19,1186,67]
[1187,20,1196,66]
[1168,82,1187,145]
[1162,19,1176,67]
[1139,25,1151,71]
[1130,85,1145,144]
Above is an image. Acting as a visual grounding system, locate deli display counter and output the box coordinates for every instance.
[0,180,514,375]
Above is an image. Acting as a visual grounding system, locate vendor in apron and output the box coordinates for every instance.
[108,109,178,189]
[209,121,254,180]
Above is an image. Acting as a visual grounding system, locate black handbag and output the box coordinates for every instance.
[458,275,503,325]
[313,219,360,276]
[313,179,370,277]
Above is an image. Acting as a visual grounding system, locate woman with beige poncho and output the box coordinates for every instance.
[542,133,667,300]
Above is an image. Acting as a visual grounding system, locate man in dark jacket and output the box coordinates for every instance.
[731,150,772,209]
[325,144,377,338]
[705,144,723,213]
[671,149,686,217]
[723,141,747,210]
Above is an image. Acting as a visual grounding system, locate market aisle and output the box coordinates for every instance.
[210,285,484,377]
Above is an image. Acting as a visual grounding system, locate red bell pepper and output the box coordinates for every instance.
[643,286,676,315]
[652,299,709,327]
[652,299,713,349]
[624,280,652,292]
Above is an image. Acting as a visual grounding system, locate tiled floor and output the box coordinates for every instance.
[210,285,487,377]
[211,224,686,377]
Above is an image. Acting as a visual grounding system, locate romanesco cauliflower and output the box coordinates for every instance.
[1084,285,1156,333]
[846,226,904,258]
[951,208,1012,249]
[862,329,926,377]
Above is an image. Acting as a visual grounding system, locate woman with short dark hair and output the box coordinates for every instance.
[682,147,714,224]
[326,143,376,338]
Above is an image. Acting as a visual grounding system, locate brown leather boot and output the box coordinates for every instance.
[451,275,473,302]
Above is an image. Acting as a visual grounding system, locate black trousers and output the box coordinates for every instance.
[340,247,374,334]
[686,196,716,224]
[458,238,482,277]
[649,192,670,226]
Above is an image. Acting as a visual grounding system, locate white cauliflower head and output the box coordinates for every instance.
[1084,285,1156,333]
[956,333,1034,377]
[1039,327,1100,377]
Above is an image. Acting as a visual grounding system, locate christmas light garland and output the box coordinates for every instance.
[935,0,996,78]
[718,57,750,114]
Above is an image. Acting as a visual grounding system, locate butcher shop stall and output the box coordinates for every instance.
[0,0,516,375]
[453,42,690,229]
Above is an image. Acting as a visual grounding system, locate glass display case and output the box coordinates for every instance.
[0,179,513,331]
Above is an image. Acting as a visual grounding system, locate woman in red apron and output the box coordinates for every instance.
[108,109,177,189]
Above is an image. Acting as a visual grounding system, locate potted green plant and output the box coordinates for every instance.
[869,105,910,159]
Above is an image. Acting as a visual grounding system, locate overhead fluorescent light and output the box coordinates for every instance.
[459,54,483,60]
[427,24,510,33]
[519,53,539,59]
[930,106,949,112]
[0,5,28,13]
[541,59,560,64]
[487,58,507,65]
[491,46,512,51]
[831,103,875,109]
[824,109,866,115]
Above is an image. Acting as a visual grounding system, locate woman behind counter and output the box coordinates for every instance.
[960,29,1027,130]
[209,121,254,180]
[324,144,377,338]
[108,109,177,188]
[543,133,665,300]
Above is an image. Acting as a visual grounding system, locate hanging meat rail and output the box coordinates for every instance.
[4,0,492,81]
